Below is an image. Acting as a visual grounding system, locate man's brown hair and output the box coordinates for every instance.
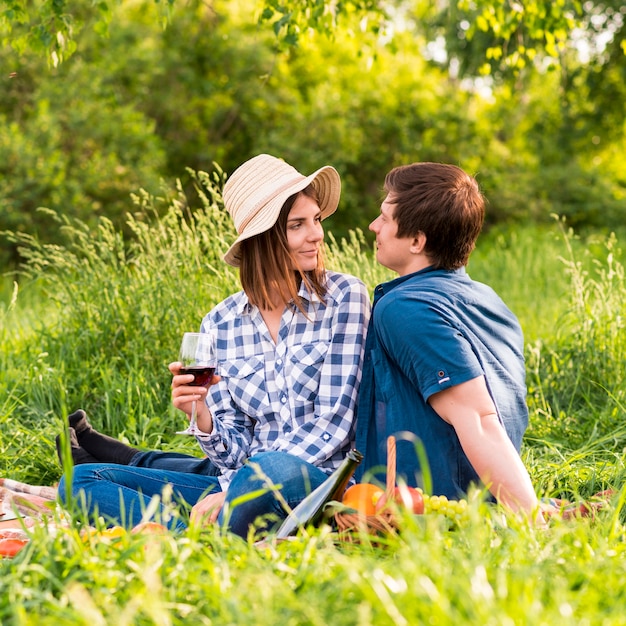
[385,162,485,270]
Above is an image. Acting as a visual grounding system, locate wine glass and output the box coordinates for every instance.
[176,331,217,435]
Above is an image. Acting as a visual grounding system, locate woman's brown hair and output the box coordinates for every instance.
[238,185,327,312]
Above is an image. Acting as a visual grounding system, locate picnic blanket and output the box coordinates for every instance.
[0,478,58,528]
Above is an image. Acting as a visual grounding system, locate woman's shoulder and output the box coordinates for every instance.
[202,290,247,325]
[320,272,370,319]
[324,270,368,292]
[323,271,370,306]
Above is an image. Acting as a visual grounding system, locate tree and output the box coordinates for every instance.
[0,1,494,264]
[2,0,624,72]
[1,0,623,271]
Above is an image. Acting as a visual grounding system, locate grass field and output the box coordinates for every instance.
[1,178,626,624]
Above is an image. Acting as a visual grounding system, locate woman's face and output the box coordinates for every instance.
[286,192,324,271]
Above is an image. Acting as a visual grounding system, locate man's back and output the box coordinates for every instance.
[355,266,528,499]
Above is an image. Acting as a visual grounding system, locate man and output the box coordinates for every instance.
[355,162,540,520]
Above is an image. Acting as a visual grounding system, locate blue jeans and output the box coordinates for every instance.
[58,451,328,538]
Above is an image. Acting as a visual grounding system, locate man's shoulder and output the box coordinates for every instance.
[376,272,470,325]
[379,273,444,306]
[383,270,492,305]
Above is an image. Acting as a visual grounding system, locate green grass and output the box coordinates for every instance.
[2,175,626,624]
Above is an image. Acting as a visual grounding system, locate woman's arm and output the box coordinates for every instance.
[169,361,219,433]
[169,300,260,473]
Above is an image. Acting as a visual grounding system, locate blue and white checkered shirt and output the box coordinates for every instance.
[195,271,370,489]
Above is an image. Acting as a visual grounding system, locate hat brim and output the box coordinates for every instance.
[223,165,340,267]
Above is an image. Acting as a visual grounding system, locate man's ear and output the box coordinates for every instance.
[409,232,427,255]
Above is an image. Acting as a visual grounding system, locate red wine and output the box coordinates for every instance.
[180,366,215,387]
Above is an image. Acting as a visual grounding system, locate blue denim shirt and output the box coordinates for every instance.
[354,266,528,500]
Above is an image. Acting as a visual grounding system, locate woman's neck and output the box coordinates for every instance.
[259,302,287,344]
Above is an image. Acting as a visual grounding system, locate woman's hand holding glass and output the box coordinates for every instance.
[170,332,219,435]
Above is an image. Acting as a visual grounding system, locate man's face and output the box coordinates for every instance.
[369,194,415,276]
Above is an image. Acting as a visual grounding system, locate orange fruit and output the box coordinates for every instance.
[0,533,29,558]
[342,483,384,515]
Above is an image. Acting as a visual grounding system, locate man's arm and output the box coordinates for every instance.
[428,376,541,521]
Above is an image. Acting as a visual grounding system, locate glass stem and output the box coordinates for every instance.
[190,400,197,432]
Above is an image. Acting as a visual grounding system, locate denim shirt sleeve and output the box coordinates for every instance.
[375,294,483,401]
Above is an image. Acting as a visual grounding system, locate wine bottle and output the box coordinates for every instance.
[274,449,364,538]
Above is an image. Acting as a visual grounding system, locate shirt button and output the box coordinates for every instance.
[280,395,287,404]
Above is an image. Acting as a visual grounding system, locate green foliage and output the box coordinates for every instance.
[524,222,626,450]
[0,0,174,66]
[1,169,236,481]
[469,224,573,342]
[259,0,388,47]
[1,485,626,623]
[246,29,498,241]
[4,0,623,80]
[0,37,168,267]
[0,2,492,266]
[437,0,582,77]
[421,0,625,85]
[462,69,626,231]
[2,0,625,273]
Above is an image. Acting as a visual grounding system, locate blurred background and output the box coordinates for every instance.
[1,0,624,273]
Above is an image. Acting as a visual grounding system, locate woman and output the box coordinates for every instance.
[58,154,370,538]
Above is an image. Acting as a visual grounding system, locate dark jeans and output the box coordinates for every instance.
[130,450,222,476]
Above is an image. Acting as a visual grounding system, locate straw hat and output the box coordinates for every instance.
[222,154,341,267]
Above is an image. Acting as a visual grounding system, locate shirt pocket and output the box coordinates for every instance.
[288,342,329,402]
[219,355,269,418]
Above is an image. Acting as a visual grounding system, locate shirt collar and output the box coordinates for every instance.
[235,277,319,315]
[374,265,466,303]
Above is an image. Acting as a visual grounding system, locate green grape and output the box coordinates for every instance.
[421,492,469,524]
